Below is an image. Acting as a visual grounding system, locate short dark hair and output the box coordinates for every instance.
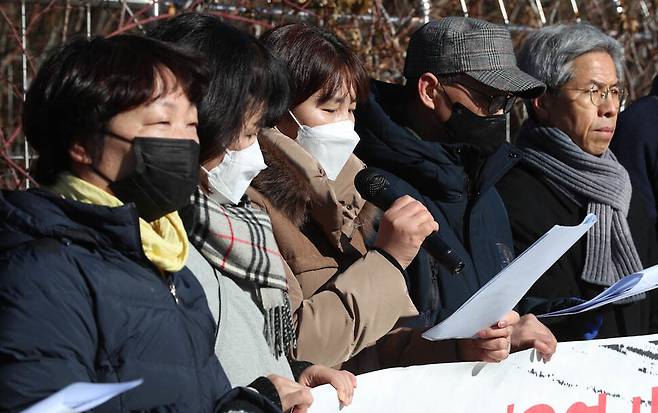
[148,13,291,164]
[22,34,208,185]
[260,23,369,107]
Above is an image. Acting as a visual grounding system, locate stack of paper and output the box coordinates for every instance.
[422,214,597,341]
[538,264,658,318]
[21,380,143,413]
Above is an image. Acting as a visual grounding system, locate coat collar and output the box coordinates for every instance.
[0,188,144,261]
[355,79,521,201]
[251,127,368,251]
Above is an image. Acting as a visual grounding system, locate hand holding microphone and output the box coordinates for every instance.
[373,195,439,269]
[355,167,465,274]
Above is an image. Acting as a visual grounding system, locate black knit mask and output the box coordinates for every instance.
[444,103,507,157]
[94,133,199,222]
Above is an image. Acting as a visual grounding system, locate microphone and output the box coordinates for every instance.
[355,167,465,275]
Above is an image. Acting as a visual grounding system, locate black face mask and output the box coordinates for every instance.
[93,133,200,222]
[444,103,507,157]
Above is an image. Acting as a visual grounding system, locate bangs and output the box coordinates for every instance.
[149,13,290,164]
[262,24,369,108]
[316,61,369,105]
[149,64,203,105]
[105,37,207,114]
[21,34,207,185]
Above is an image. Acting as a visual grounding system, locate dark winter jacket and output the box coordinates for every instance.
[610,75,658,227]
[354,80,521,326]
[498,143,658,341]
[0,188,278,412]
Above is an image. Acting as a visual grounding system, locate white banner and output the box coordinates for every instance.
[310,334,658,413]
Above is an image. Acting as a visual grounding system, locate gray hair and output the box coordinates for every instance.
[517,23,624,96]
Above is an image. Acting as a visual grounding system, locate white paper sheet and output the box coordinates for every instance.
[20,379,143,413]
[538,263,658,318]
[422,214,597,340]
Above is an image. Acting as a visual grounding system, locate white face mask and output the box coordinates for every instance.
[202,140,267,205]
[289,111,361,180]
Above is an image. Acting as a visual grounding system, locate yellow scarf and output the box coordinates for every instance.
[48,173,189,273]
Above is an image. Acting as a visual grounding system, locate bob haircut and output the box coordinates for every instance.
[260,23,369,107]
[22,34,207,185]
[148,13,291,164]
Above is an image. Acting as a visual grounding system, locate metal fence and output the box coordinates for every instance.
[1,0,657,189]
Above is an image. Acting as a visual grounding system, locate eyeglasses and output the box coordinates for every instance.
[562,84,627,108]
[453,82,518,115]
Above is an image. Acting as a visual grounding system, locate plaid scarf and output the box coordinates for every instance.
[187,188,296,358]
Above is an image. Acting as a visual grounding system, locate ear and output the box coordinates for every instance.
[532,94,550,123]
[417,73,441,110]
[68,142,93,165]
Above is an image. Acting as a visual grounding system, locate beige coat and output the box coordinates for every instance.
[248,127,419,367]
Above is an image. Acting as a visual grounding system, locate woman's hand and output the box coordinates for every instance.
[267,374,313,413]
[298,365,357,406]
[374,195,439,269]
[457,311,520,362]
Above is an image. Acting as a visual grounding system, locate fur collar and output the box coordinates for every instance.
[251,128,377,240]
[251,130,314,228]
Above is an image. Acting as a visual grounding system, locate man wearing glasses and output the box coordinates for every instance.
[497,23,658,341]
[354,17,558,362]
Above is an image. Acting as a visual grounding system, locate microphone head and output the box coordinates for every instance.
[355,167,466,275]
[354,168,390,201]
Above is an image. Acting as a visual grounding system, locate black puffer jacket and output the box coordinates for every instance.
[0,188,278,412]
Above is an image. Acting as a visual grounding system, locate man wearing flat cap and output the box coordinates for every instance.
[355,17,557,359]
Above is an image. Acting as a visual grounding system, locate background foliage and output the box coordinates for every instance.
[1,0,656,189]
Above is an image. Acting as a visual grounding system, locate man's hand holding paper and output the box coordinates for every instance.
[511,314,557,361]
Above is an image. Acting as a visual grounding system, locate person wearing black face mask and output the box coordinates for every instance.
[0,34,279,413]
[90,131,200,222]
[436,76,512,199]
[440,80,510,155]
[354,17,559,361]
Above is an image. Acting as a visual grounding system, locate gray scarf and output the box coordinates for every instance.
[516,121,644,292]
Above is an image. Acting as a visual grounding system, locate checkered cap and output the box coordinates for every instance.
[404,17,545,98]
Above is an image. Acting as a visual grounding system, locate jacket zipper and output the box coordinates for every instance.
[168,275,180,304]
